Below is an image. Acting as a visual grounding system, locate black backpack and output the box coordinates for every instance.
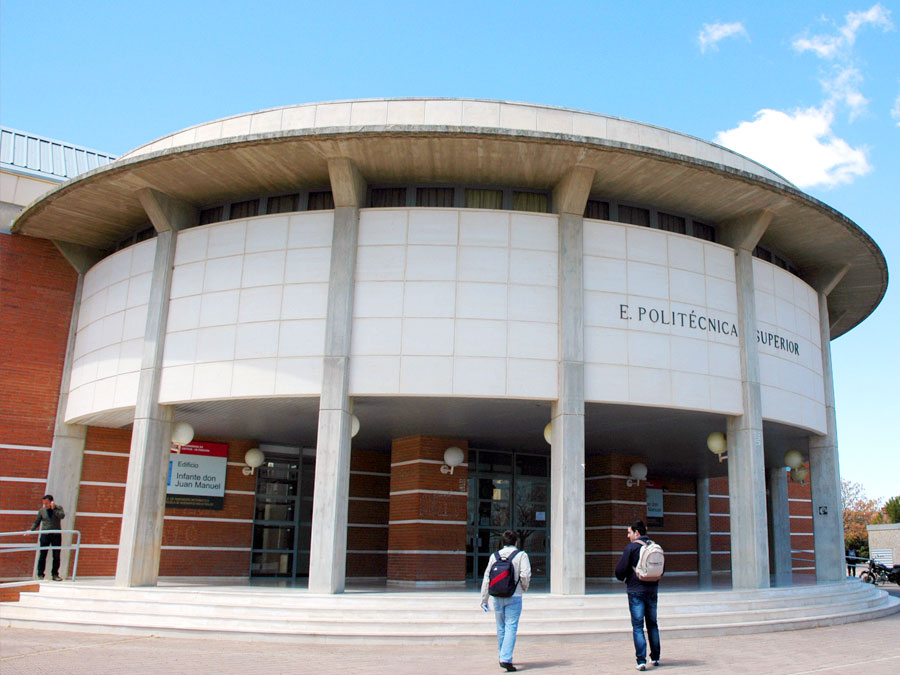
[488,549,521,597]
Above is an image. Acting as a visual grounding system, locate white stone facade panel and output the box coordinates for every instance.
[753,259,826,432]
[66,239,155,421]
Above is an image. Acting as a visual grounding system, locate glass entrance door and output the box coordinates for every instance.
[466,450,549,580]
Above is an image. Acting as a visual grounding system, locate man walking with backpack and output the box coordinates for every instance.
[480,530,532,672]
[615,519,663,670]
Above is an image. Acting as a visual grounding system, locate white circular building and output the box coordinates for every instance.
[8,99,888,596]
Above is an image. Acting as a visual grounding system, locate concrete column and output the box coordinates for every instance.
[47,242,104,578]
[695,477,712,589]
[720,212,771,589]
[809,266,849,583]
[115,190,196,587]
[767,467,793,586]
[549,166,593,595]
[308,158,366,594]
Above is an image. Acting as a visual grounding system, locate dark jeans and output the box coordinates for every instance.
[38,532,61,577]
[628,591,660,665]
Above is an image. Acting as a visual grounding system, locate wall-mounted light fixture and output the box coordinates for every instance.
[350,414,360,438]
[243,448,265,476]
[784,449,808,484]
[543,422,552,445]
[440,446,464,474]
[707,431,727,462]
[171,422,194,454]
[626,462,648,487]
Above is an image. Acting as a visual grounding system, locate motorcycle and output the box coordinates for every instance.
[859,558,900,585]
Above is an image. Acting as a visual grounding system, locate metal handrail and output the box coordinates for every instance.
[0,529,82,581]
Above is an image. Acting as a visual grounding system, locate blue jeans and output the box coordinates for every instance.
[628,591,660,665]
[493,595,523,663]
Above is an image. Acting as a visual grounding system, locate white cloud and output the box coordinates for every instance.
[792,4,894,120]
[698,22,749,53]
[792,3,893,59]
[892,92,900,126]
[715,105,871,189]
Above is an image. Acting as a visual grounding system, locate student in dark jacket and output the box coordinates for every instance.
[615,519,660,671]
[29,494,65,581]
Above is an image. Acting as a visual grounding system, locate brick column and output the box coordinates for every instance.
[387,436,468,587]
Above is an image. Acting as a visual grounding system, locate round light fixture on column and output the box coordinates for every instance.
[543,422,552,445]
[784,450,804,469]
[440,446,464,474]
[350,415,360,438]
[243,448,265,476]
[707,431,727,462]
[171,422,194,454]
[790,466,810,484]
[627,462,648,487]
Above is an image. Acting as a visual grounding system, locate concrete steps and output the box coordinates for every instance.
[1,580,896,643]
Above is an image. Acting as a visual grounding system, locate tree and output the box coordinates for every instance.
[885,496,900,524]
[841,480,883,555]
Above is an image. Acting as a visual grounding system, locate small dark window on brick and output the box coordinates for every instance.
[416,187,455,207]
[658,212,686,234]
[584,200,610,220]
[199,206,224,225]
[307,191,334,210]
[618,205,650,227]
[692,222,716,242]
[267,194,300,214]
[369,187,407,208]
[230,199,259,219]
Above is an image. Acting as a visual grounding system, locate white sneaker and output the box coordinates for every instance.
[636,665,647,671]
[652,660,660,667]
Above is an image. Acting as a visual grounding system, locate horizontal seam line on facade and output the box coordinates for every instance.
[225,490,255,495]
[161,546,252,551]
[84,450,129,457]
[347,550,388,554]
[348,523,388,528]
[0,444,52,452]
[666,492,697,497]
[388,520,467,525]
[386,550,466,554]
[349,497,390,502]
[350,470,391,476]
[163,516,253,523]
[389,489,466,496]
[80,481,126,487]
[390,459,469,467]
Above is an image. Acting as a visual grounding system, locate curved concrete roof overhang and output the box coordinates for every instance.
[11,99,887,339]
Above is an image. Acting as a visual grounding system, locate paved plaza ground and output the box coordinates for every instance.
[1,587,898,674]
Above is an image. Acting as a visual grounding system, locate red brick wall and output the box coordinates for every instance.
[387,436,468,583]
[0,234,77,577]
[346,448,390,578]
[585,455,698,579]
[72,429,257,577]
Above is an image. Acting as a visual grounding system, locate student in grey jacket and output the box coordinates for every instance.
[29,494,65,580]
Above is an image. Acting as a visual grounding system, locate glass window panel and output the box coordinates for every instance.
[529,555,547,577]
[692,222,716,242]
[199,206,223,225]
[465,188,503,209]
[516,454,549,477]
[477,451,513,473]
[252,525,294,550]
[254,498,296,522]
[618,205,650,227]
[658,212,686,234]
[230,199,259,220]
[267,193,300,214]
[307,191,334,210]
[369,187,407,207]
[584,200,610,220]
[416,187,455,207]
[250,552,293,576]
[519,530,546,553]
[512,191,548,213]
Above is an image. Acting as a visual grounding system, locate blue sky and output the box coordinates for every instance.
[2,1,897,501]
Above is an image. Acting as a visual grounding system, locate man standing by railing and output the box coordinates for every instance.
[29,494,65,581]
